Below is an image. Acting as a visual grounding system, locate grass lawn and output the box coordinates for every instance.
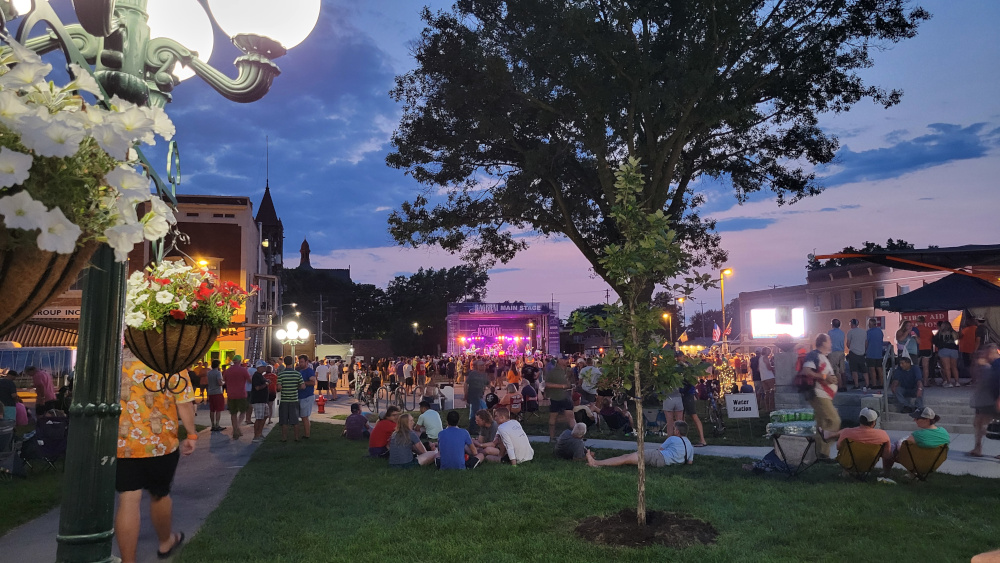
[180,423,1000,563]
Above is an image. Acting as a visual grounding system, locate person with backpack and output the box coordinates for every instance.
[799,333,840,460]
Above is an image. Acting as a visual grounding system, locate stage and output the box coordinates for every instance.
[445,302,560,357]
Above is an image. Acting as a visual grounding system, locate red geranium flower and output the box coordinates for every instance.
[169,310,186,320]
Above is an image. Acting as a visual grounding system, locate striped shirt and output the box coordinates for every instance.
[277,368,303,402]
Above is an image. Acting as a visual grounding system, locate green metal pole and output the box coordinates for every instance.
[56,245,126,563]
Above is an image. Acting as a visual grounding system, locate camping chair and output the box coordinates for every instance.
[642,408,667,435]
[772,434,818,478]
[34,416,69,470]
[897,441,948,481]
[0,420,21,480]
[836,439,885,481]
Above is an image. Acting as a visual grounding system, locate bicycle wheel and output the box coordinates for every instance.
[393,388,406,410]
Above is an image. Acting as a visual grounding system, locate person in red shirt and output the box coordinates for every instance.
[222,356,252,440]
[914,316,935,386]
[263,366,278,424]
[368,405,401,458]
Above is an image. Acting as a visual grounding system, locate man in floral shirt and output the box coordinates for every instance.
[115,352,198,562]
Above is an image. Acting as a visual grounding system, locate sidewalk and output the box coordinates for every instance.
[0,404,272,562]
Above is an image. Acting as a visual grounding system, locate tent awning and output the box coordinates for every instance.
[815,244,1000,273]
[876,273,1000,312]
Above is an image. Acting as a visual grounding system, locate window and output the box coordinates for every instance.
[186,212,199,217]
[832,294,842,310]
[213,213,223,218]
[875,286,885,298]
[813,294,821,309]
[899,285,910,295]
[853,290,863,308]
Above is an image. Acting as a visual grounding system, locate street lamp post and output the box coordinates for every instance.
[662,312,672,342]
[721,269,733,354]
[276,321,310,357]
[0,2,320,561]
[677,297,686,337]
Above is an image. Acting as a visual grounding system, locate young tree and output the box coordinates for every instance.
[572,159,704,526]
[388,0,929,299]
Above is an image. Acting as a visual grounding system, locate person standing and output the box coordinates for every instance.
[864,318,885,388]
[802,333,840,460]
[845,319,869,391]
[969,344,1000,458]
[959,317,984,378]
[28,366,56,416]
[222,355,251,440]
[463,360,489,435]
[276,356,304,442]
[544,355,576,442]
[828,319,847,388]
[758,347,776,412]
[297,355,317,438]
[934,321,961,388]
[914,316,935,387]
[249,365,269,442]
[314,359,331,398]
[115,357,197,562]
[206,359,226,432]
[262,365,278,425]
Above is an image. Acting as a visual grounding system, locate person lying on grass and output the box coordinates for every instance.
[586,421,694,468]
[388,413,438,468]
[555,422,588,461]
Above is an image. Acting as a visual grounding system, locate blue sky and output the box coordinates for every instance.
[24,1,1000,316]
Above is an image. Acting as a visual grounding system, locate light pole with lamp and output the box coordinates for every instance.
[661,312,673,342]
[275,321,310,357]
[0,2,321,561]
[677,297,686,337]
[721,269,733,354]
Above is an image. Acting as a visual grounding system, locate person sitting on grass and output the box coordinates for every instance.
[436,410,484,469]
[586,421,694,468]
[597,397,635,434]
[836,407,893,477]
[555,422,588,461]
[388,413,438,468]
[473,409,501,458]
[414,400,443,449]
[369,406,400,458]
[343,403,371,440]
[486,407,534,465]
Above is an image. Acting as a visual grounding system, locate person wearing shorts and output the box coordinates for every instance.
[586,421,694,468]
[680,384,708,446]
[250,368,269,442]
[297,355,316,439]
[545,356,576,442]
[206,359,226,432]
[276,356,304,442]
[662,391,683,433]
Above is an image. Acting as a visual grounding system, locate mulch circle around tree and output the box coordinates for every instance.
[575,509,718,549]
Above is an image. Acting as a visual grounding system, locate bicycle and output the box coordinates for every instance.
[376,383,406,412]
[354,372,379,413]
[707,387,727,437]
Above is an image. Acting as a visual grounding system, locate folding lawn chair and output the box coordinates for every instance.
[642,408,667,435]
[0,420,22,480]
[772,434,818,478]
[34,416,69,470]
[897,441,948,481]
[836,439,885,481]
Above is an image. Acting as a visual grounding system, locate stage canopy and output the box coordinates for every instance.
[876,273,1000,312]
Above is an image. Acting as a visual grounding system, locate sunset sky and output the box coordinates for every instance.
[91,0,1000,317]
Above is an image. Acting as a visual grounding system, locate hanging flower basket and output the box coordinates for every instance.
[0,239,97,337]
[124,323,219,388]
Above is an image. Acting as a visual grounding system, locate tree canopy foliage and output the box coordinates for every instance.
[388,0,928,296]
[807,238,916,270]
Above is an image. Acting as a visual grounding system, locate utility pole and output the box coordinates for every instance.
[697,300,707,338]
[605,289,610,304]
[314,294,325,346]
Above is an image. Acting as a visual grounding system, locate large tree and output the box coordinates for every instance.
[388,0,928,297]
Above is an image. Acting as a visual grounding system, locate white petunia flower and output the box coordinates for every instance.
[176,297,189,312]
[18,116,86,158]
[124,311,145,327]
[91,122,134,159]
[149,197,176,225]
[36,207,81,254]
[114,196,139,224]
[67,64,103,96]
[144,105,175,141]
[104,222,144,262]
[0,147,33,188]
[0,190,47,230]
[108,94,137,112]
[142,213,170,241]
[0,61,52,89]
[3,37,44,65]
[105,167,150,196]
[0,90,31,126]
[111,105,155,142]
[155,290,173,304]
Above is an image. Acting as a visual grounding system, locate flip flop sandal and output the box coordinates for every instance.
[694,443,708,447]
[967,451,984,458]
[157,531,185,559]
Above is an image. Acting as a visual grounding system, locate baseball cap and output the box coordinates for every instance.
[255,359,268,367]
[859,407,878,423]
[560,353,571,360]
[909,407,940,423]
[232,355,242,363]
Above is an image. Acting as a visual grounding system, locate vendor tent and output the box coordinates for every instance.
[876,273,1000,312]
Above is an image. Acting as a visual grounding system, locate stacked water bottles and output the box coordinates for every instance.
[766,408,816,437]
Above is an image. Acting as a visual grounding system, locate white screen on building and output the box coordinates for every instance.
[750,308,806,338]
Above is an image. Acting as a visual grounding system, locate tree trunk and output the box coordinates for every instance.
[630,301,646,526]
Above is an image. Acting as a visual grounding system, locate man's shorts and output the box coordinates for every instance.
[252,402,268,419]
[208,394,225,412]
[847,352,867,374]
[662,393,683,413]
[682,394,697,416]
[278,401,300,426]
[228,398,249,414]
[116,449,180,498]
[317,381,329,391]
[643,448,667,468]
[549,398,573,413]
[918,349,933,358]
[828,351,846,376]
[299,395,315,418]
[938,348,959,360]
[865,357,883,369]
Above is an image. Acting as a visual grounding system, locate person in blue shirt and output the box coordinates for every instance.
[828,319,847,388]
[864,318,885,388]
[435,410,484,469]
[297,355,317,439]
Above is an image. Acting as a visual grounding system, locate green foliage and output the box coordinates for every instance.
[808,238,916,270]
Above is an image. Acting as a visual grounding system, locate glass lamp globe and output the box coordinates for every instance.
[146,0,215,81]
[298,328,310,339]
[275,329,287,340]
[207,0,321,50]
[286,321,298,333]
[11,0,32,16]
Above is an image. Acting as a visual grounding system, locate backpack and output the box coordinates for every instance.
[793,348,814,394]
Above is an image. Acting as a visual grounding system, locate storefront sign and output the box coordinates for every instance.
[725,393,759,419]
[31,307,81,320]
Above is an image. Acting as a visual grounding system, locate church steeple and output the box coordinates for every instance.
[299,238,312,270]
